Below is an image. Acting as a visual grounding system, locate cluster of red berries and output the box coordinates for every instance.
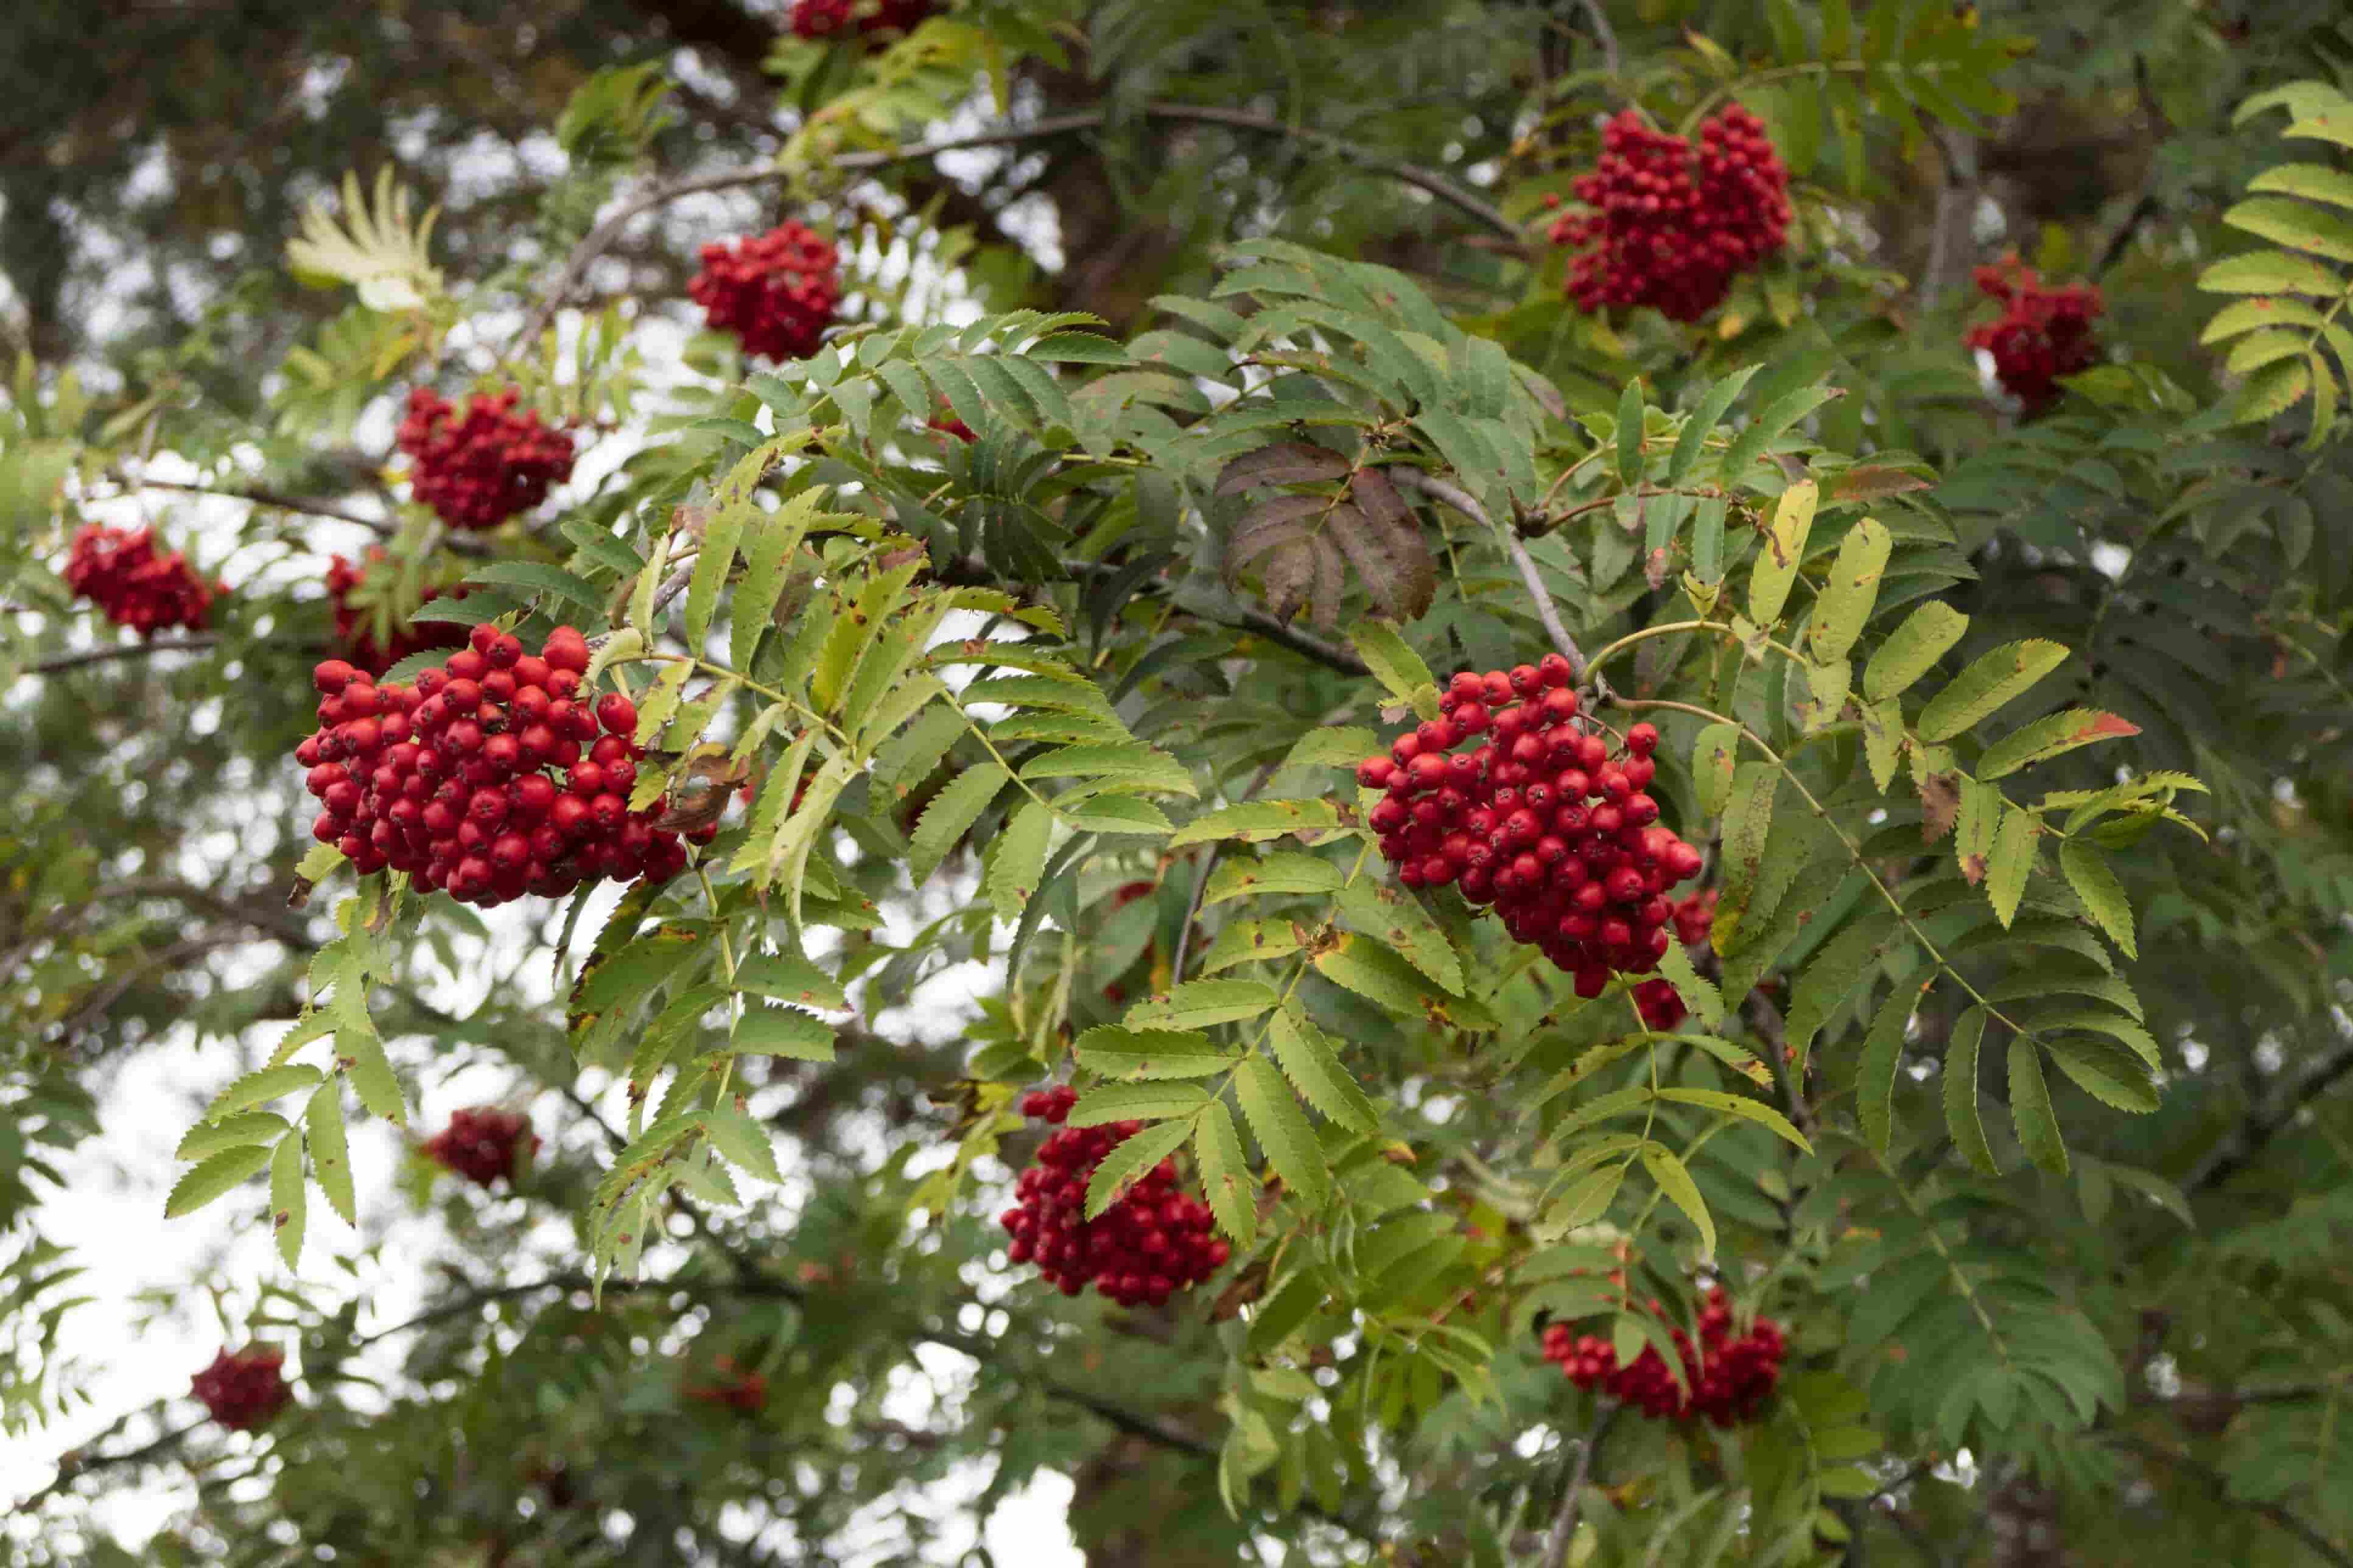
[998,1087,1230,1308]
[929,411,976,443]
[788,0,936,40]
[62,522,221,637]
[395,387,576,532]
[688,222,844,363]
[191,1346,291,1431]
[296,623,700,906]
[1541,1289,1786,1426]
[1965,255,2103,415]
[1629,891,1721,1031]
[1357,656,1705,998]
[326,548,469,676]
[686,1355,770,1413]
[1546,105,1791,322]
[423,1105,539,1187]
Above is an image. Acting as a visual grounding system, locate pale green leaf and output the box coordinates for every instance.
[1123,979,1279,1031]
[1194,1102,1258,1247]
[1075,1026,1238,1080]
[1808,515,1890,662]
[1235,1055,1331,1210]
[307,1084,356,1225]
[985,800,1054,924]
[1084,1118,1196,1220]
[908,760,1009,883]
[1916,640,2071,742]
[2060,841,2136,959]
[1066,1082,1214,1126]
[1639,1143,1715,1258]
[165,1144,273,1219]
[1267,1004,1380,1132]
[270,1133,307,1268]
[1748,480,1818,626]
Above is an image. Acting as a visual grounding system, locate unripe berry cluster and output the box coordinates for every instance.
[395,387,576,532]
[1964,254,2103,415]
[191,1345,291,1431]
[62,523,220,637]
[998,1087,1230,1308]
[686,1355,770,1413]
[296,623,698,906]
[789,0,937,39]
[1540,1289,1786,1426]
[1357,657,1704,997]
[423,1105,539,1188]
[1546,105,1792,323]
[687,222,843,363]
[326,548,469,676]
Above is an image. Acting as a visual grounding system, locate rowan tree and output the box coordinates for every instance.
[6,4,2353,1565]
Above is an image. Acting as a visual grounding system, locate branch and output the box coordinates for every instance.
[933,553,1369,677]
[2187,1036,2353,1194]
[126,477,393,536]
[24,635,219,675]
[1540,1400,1621,1568]
[508,103,1521,355]
[1574,0,1622,79]
[1397,470,1588,678]
[2105,1432,2353,1568]
[15,1416,208,1515]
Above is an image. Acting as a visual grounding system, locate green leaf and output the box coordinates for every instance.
[985,800,1054,923]
[1267,1004,1380,1132]
[1784,916,1903,1062]
[1152,798,1338,853]
[1720,385,1836,486]
[1808,515,1890,662]
[307,1084,356,1225]
[1860,695,1904,792]
[206,1064,326,1122]
[1076,1026,1238,1080]
[732,492,823,671]
[270,1133,307,1268]
[1197,917,1307,973]
[1312,932,1498,1028]
[1942,1009,1998,1174]
[2008,1037,2069,1177]
[1692,723,1740,816]
[1056,794,1176,836]
[1194,1102,1258,1247]
[1639,1143,1715,1258]
[1863,600,1968,702]
[2060,841,2135,959]
[908,760,1010,883]
[734,950,849,1010]
[1916,640,2071,742]
[1655,1087,1811,1152]
[2248,161,2353,212]
[1986,806,2035,928]
[465,560,606,617]
[1615,377,1646,486]
[1247,1271,1327,1357]
[1028,331,1130,363]
[1711,765,1780,954]
[340,1024,407,1127]
[734,1005,835,1062]
[705,1099,783,1184]
[1748,480,1818,626]
[2195,248,2343,295]
[1236,1055,1331,1210]
[2223,196,2353,264]
[1977,709,2141,779]
[1347,620,1437,713]
[1204,852,1341,903]
[1955,774,1999,886]
[165,1144,273,1219]
[1124,979,1280,1030]
[1285,727,1381,770]
[1668,364,1761,487]
[1539,1163,1626,1236]
[2043,1036,2160,1114]
[1334,882,1463,996]
[177,1112,290,1162]
[1066,1082,1214,1126]
[1856,987,1914,1157]
[1654,940,1725,1032]
[1085,1118,1197,1220]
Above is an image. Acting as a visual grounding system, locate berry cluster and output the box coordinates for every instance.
[395,387,576,532]
[1629,892,1720,1032]
[191,1346,291,1431]
[1541,1289,1786,1426]
[423,1105,539,1188]
[998,1087,1230,1308]
[1357,657,1705,997]
[326,548,469,676]
[688,223,843,363]
[1965,255,2103,415]
[62,523,220,637]
[1546,106,1791,322]
[789,0,936,40]
[296,623,699,906]
[686,1355,770,1413]
[929,410,976,443]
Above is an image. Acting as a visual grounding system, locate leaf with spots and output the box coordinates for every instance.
[1335,881,1464,996]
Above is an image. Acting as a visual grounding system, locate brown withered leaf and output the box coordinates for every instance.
[654,745,753,833]
[1214,441,1351,495]
[1823,465,1934,506]
[1219,444,1437,626]
[1917,768,1962,843]
[1210,1258,1271,1321]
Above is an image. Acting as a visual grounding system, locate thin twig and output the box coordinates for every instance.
[1540,1401,1621,1568]
[2106,1432,2353,1568]
[125,477,392,536]
[1397,471,1588,677]
[1574,0,1622,79]
[2187,1037,2353,1194]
